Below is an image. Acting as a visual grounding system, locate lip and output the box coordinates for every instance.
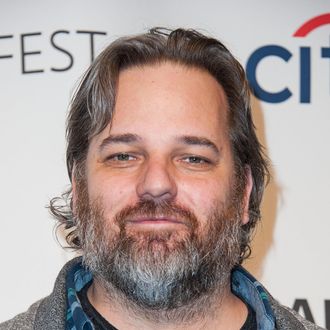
[126,217,187,227]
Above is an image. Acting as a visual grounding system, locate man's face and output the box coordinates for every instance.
[84,62,250,230]
[74,62,252,311]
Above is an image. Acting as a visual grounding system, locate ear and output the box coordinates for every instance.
[242,166,253,225]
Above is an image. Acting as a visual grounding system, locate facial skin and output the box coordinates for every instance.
[85,63,250,231]
[73,62,253,329]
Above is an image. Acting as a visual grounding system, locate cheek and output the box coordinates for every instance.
[86,173,137,217]
[179,178,229,220]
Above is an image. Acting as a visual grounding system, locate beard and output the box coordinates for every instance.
[74,174,245,322]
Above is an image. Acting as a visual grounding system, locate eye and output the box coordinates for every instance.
[184,156,208,164]
[102,151,142,168]
[106,153,136,162]
[179,155,213,169]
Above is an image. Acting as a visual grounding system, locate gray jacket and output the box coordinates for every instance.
[0,258,324,330]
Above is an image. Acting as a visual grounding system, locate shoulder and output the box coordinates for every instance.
[0,300,43,330]
[270,297,325,330]
[0,257,82,330]
[232,266,324,329]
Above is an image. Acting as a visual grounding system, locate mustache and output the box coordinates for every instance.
[113,199,199,230]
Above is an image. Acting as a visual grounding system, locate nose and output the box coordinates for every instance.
[136,157,177,202]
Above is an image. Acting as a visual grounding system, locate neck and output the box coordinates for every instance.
[87,278,248,330]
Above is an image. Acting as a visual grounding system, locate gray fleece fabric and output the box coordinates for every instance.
[0,258,325,330]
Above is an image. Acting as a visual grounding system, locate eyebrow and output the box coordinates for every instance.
[99,133,142,151]
[176,135,220,156]
[99,133,220,156]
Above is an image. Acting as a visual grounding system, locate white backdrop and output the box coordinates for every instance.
[0,0,329,327]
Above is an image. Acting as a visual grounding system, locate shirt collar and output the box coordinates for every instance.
[66,260,94,330]
[232,266,275,330]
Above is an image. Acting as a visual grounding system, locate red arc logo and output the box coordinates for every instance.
[293,13,330,37]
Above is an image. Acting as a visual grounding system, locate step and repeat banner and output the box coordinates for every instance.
[0,0,329,327]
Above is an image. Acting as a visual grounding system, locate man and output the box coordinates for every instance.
[0,28,322,330]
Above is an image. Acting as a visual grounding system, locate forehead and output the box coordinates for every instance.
[95,62,229,145]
